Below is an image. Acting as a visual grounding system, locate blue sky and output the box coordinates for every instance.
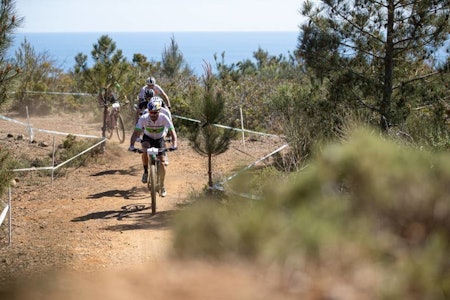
[16,0,305,32]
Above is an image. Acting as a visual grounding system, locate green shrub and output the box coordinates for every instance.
[172,126,450,299]
[402,104,450,151]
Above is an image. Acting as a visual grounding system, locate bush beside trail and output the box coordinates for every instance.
[173,127,450,299]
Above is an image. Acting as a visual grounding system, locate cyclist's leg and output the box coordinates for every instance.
[140,135,152,183]
[153,138,166,189]
[163,130,170,165]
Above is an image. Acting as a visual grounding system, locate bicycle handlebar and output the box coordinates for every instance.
[148,147,177,154]
[129,146,177,154]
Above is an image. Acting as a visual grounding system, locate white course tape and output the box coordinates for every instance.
[216,144,289,186]
[173,114,282,138]
[0,205,9,226]
[23,91,95,96]
[0,114,101,139]
[0,115,28,126]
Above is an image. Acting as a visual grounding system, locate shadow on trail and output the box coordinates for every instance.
[71,204,175,231]
[90,166,139,177]
[71,204,146,222]
[87,186,148,200]
[104,209,175,231]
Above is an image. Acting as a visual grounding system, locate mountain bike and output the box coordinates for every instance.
[99,87,126,143]
[146,146,176,215]
[105,101,125,143]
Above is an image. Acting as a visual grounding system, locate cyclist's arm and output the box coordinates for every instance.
[162,92,171,109]
[129,117,144,146]
[156,85,171,108]
[137,87,145,101]
[129,127,143,151]
[168,127,177,148]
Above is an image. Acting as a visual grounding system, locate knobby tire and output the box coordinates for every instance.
[149,163,157,215]
[115,114,125,144]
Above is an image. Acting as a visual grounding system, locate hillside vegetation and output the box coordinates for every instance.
[0,0,449,298]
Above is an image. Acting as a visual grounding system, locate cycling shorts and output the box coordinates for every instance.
[141,135,165,149]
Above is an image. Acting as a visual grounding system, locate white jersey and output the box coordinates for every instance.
[136,112,174,140]
[161,107,171,120]
[138,84,167,103]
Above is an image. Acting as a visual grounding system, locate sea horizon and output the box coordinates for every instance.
[17,30,299,33]
[8,31,300,75]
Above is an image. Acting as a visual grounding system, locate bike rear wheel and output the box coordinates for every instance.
[115,114,125,144]
[148,164,157,215]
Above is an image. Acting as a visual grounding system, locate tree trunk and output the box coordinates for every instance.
[100,95,108,153]
[207,153,213,188]
[380,0,395,132]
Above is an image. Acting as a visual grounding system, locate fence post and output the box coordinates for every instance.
[8,187,11,245]
[51,136,56,184]
[26,106,34,142]
[240,106,245,147]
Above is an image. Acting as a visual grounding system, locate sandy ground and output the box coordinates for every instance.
[0,112,303,300]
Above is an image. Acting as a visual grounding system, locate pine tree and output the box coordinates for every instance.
[0,0,23,108]
[12,38,63,113]
[161,34,192,77]
[297,0,450,131]
[188,63,237,189]
[73,35,129,143]
[73,35,128,94]
[0,1,23,198]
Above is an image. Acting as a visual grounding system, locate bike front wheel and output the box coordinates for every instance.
[115,114,125,144]
[148,164,157,215]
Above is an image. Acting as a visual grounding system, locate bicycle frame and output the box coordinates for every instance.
[107,102,119,129]
[105,102,126,144]
[147,147,163,215]
[110,102,120,119]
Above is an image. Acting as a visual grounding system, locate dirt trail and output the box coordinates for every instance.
[0,113,210,272]
[0,112,299,299]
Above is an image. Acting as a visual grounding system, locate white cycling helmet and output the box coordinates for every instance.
[147,96,163,111]
[146,76,156,85]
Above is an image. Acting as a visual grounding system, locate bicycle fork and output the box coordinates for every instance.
[147,148,162,195]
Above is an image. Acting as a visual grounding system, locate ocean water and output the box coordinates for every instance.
[8,32,299,75]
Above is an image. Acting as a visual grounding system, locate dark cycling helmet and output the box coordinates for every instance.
[146,77,156,85]
[144,88,154,100]
[147,97,162,111]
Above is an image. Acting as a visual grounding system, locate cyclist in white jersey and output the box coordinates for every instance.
[138,76,171,109]
[131,88,172,147]
[134,88,154,123]
[139,96,172,122]
[129,97,178,197]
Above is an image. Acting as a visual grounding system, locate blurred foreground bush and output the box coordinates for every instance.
[173,127,450,299]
